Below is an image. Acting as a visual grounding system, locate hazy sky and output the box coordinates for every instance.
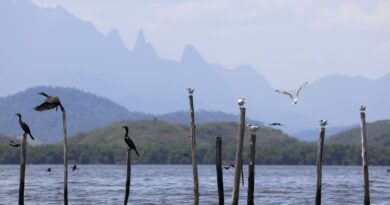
[31,0,390,88]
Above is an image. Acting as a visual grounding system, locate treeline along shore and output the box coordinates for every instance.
[1,121,390,165]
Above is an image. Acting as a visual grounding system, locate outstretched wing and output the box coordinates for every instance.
[296,81,309,97]
[275,90,294,100]
[38,92,50,98]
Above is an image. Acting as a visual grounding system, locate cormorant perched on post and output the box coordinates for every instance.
[15,113,35,140]
[34,92,64,112]
[122,126,140,157]
[9,139,20,147]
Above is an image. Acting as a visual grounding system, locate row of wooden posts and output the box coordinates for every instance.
[14,90,371,205]
[187,90,370,205]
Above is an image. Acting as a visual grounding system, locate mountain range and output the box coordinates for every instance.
[1,0,389,135]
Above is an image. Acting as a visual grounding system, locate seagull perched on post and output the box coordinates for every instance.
[319,119,328,127]
[186,88,194,95]
[275,81,309,104]
[246,123,259,133]
[238,97,245,107]
[122,126,140,157]
[360,105,366,112]
[34,92,64,112]
[15,113,35,140]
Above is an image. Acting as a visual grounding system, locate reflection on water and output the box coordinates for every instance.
[0,165,390,204]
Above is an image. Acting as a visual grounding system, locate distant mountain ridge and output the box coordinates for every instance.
[0,0,389,134]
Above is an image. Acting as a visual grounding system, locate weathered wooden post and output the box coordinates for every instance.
[315,120,327,205]
[232,98,246,205]
[187,88,199,205]
[216,136,224,205]
[62,110,69,205]
[19,133,27,205]
[360,105,370,205]
[124,150,132,205]
[34,93,68,205]
[247,124,258,205]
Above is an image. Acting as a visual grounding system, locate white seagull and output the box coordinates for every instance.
[186,88,194,95]
[237,97,245,107]
[360,104,366,112]
[246,123,259,132]
[319,119,328,127]
[275,81,309,104]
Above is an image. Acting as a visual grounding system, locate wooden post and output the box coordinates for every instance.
[360,109,370,205]
[247,133,256,205]
[216,136,224,205]
[231,107,246,205]
[188,91,199,205]
[62,111,68,205]
[315,127,325,205]
[19,133,27,205]
[124,150,132,205]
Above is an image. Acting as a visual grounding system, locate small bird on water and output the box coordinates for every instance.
[9,139,20,147]
[275,81,309,104]
[122,126,140,157]
[47,168,51,172]
[34,92,64,112]
[319,119,328,127]
[15,113,35,140]
[72,164,77,171]
[223,164,235,170]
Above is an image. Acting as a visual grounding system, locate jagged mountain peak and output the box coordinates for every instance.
[132,29,158,58]
[180,44,206,65]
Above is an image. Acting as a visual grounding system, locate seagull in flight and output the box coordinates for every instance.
[238,97,245,107]
[319,119,328,127]
[275,81,309,104]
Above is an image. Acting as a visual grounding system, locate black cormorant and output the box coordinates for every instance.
[122,126,140,157]
[15,113,35,140]
[34,92,64,112]
[47,168,51,172]
[9,139,20,147]
[72,164,77,171]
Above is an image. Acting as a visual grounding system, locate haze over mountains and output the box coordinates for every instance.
[1,0,389,135]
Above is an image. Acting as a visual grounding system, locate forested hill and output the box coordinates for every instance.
[0,134,10,144]
[0,86,150,143]
[328,120,390,146]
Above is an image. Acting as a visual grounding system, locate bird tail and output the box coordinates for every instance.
[134,149,140,157]
[29,133,35,140]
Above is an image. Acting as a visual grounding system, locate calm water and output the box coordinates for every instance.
[0,165,390,205]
